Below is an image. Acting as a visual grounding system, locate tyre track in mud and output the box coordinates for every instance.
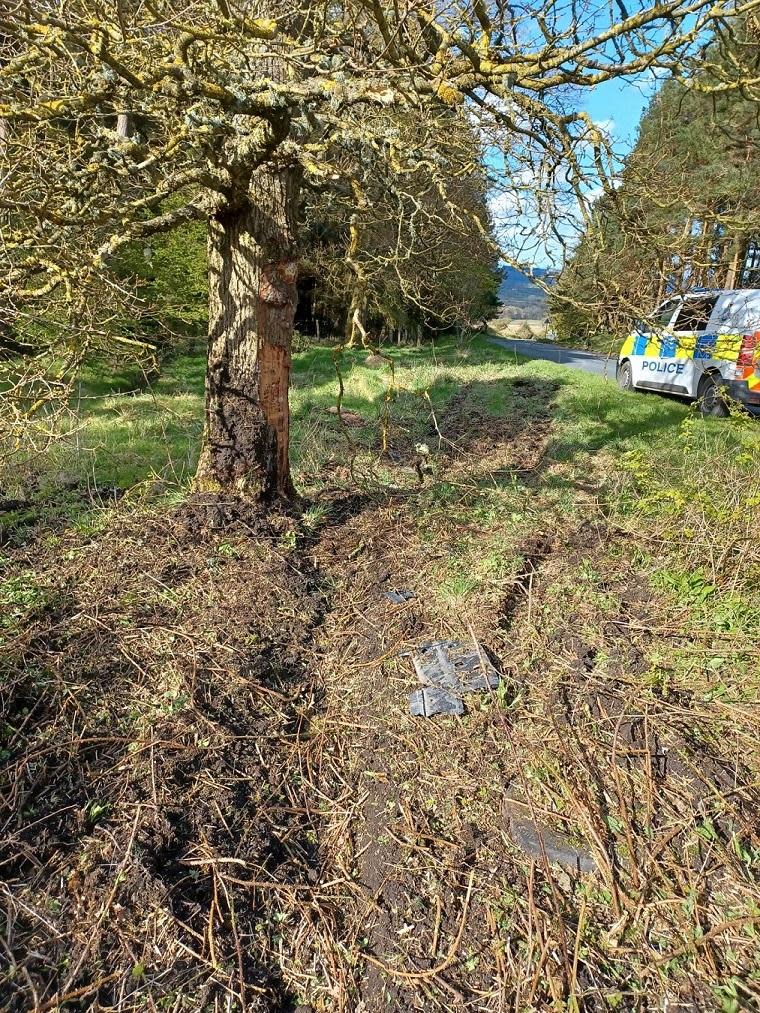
[0,506,343,1013]
[294,388,566,1012]
[299,401,760,1012]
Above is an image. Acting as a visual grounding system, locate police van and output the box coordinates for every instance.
[617,289,760,415]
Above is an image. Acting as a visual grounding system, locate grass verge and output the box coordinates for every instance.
[1,334,758,1011]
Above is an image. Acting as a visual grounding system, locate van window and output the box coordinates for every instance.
[672,296,718,332]
[651,300,679,328]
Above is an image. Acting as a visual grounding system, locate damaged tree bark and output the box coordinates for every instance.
[195,166,300,501]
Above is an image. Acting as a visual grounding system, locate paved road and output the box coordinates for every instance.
[489,336,614,379]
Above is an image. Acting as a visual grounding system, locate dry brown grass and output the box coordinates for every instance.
[2,349,759,1012]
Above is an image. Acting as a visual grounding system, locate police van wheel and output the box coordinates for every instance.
[617,360,634,392]
[698,373,729,417]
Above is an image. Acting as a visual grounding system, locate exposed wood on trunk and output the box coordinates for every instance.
[195,166,300,501]
[345,181,369,346]
[725,236,744,290]
[347,295,368,346]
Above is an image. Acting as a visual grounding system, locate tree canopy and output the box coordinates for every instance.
[551,19,760,347]
[2,0,758,498]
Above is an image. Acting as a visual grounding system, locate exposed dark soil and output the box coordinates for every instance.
[0,510,327,1012]
[309,503,500,1010]
[433,377,558,466]
[307,426,759,1010]
[0,481,126,548]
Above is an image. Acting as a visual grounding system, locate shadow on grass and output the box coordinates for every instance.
[4,334,749,546]
[476,333,758,457]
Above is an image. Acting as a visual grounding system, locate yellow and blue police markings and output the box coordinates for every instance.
[620,328,760,398]
[694,332,717,359]
[621,330,694,386]
[638,332,687,380]
[621,330,737,362]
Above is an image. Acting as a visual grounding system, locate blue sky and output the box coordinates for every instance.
[580,76,655,154]
[487,71,664,267]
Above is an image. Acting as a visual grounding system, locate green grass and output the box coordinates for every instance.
[2,332,756,569]
[3,332,755,636]
[3,332,742,491]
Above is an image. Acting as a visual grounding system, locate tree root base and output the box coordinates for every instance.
[176,491,302,538]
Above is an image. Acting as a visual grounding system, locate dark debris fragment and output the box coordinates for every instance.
[409,686,465,717]
[408,638,501,717]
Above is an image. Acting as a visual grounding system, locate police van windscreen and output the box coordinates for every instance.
[672,297,718,332]
[652,300,679,328]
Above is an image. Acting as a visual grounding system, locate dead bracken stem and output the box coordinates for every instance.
[363,870,475,982]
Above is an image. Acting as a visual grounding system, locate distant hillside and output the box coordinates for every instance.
[497,265,554,319]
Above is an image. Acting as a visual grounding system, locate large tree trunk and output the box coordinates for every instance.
[195,167,299,501]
